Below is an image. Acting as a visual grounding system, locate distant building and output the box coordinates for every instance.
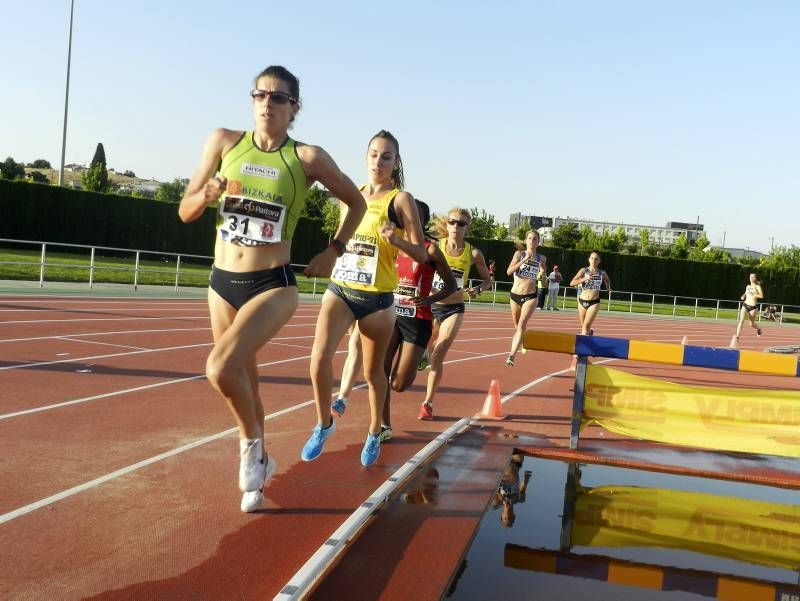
[511,213,707,246]
[509,213,553,232]
[708,247,766,260]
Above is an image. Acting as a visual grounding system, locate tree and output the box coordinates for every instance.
[576,225,600,250]
[321,198,341,237]
[688,234,711,261]
[551,222,580,249]
[468,207,498,240]
[122,170,136,178]
[27,170,49,184]
[301,186,329,219]
[514,220,531,241]
[82,143,109,192]
[1,156,26,180]
[81,162,110,192]
[638,229,650,255]
[31,159,52,169]
[760,245,800,270]
[155,178,187,203]
[670,233,690,259]
[91,143,107,167]
[493,223,508,240]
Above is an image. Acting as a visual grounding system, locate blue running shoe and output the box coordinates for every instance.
[360,433,381,466]
[331,396,348,417]
[301,420,336,462]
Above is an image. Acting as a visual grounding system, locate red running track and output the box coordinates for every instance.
[0,294,798,600]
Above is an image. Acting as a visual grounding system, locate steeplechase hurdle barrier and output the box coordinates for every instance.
[523,330,800,453]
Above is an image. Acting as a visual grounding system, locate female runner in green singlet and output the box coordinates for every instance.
[179,66,365,512]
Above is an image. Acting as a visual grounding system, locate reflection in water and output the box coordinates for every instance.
[491,453,532,528]
[447,456,800,601]
[401,468,440,505]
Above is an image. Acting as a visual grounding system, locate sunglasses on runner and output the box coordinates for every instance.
[447,218,468,227]
[250,89,297,105]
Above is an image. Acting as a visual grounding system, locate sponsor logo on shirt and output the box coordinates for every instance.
[240,162,279,180]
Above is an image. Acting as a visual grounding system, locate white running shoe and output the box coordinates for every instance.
[241,455,277,513]
[239,438,266,492]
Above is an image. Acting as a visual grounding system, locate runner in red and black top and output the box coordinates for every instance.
[380,200,457,440]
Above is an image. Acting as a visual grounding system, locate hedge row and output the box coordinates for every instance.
[1,179,797,304]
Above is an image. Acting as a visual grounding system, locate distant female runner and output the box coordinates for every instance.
[505,230,546,366]
[300,130,426,467]
[178,65,365,512]
[569,250,612,336]
[735,272,763,341]
[417,208,492,420]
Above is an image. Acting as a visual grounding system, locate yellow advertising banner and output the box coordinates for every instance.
[583,365,800,457]
[572,485,800,571]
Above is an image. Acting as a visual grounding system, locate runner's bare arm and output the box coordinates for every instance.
[466,248,492,297]
[418,244,458,306]
[298,144,366,277]
[385,191,427,263]
[179,128,240,223]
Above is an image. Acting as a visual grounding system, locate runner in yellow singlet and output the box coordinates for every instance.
[301,130,426,467]
[417,208,492,420]
[178,66,365,512]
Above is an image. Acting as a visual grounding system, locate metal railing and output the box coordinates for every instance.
[0,238,796,324]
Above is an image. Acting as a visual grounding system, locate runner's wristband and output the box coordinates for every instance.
[328,238,346,257]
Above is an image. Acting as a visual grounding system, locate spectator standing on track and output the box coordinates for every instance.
[300,130,426,467]
[545,264,562,310]
[505,230,546,366]
[178,65,365,512]
[417,208,492,420]
[536,263,548,310]
[569,251,612,336]
[735,272,764,341]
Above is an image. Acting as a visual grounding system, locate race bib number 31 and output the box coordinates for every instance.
[218,195,285,243]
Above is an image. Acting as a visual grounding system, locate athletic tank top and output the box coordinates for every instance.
[216,133,308,245]
[581,268,605,291]
[432,239,472,292]
[394,241,435,320]
[331,187,404,293]
[515,251,544,280]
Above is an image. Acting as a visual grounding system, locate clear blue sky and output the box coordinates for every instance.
[2,0,798,252]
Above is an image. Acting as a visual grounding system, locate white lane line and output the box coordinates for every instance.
[0,342,214,372]
[0,399,314,526]
[0,350,508,524]
[57,336,149,352]
[0,329,318,372]
[0,308,212,313]
[0,316,208,325]
[0,352,318,421]
[275,358,611,600]
[0,327,212,343]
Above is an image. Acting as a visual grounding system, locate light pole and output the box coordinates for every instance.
[58,0,75,186]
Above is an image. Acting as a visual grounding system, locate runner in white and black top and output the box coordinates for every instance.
[569,250,612,336]
[505,230,546,366]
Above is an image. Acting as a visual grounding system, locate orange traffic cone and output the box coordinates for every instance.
[681,336,688,346]
[729,334,738,349]
[474,379,506,420]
